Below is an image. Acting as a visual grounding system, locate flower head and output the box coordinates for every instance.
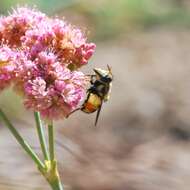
[0,7,95,120]
[24,57,87,119]
[22,17,96,68]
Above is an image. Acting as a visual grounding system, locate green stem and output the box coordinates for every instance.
[47,121,64,190]
[49,178,63,190]
[0,108,64,190]
[34,111,49,161]
[0,108,44,170]
[48,121,55,162]
[39,159,64,190]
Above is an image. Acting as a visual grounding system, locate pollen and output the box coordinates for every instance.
[0,60,9,67]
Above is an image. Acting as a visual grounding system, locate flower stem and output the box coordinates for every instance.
[47,121,64,190]
[0,108,45,170]
[34,111,49,161]
[0,108,64,190]
[49,178,64,190]
[48,121,55,162]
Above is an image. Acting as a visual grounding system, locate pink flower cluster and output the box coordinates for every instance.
[0,7,95,119]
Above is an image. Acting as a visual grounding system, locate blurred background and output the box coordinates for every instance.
[1,0,190,189]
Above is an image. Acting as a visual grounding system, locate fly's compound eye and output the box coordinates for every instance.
[101,76,112,83]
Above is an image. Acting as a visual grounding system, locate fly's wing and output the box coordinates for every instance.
[95,101,103,126]
[104,82,112,102]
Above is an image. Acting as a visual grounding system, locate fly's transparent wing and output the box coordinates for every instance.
[95,101,103,126]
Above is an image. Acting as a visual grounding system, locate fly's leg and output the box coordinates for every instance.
[66,92,91,118]
[86,74,96,84]
[66,108,81,118]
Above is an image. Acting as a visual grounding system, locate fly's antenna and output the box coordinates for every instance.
[107,64,113,77]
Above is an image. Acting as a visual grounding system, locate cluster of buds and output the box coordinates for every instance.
[0,7,95,119]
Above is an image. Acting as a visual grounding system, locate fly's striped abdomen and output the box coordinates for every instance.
[81,93,102,113]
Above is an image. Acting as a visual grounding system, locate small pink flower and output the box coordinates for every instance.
[0,46,17,90]
[73,43,96,66]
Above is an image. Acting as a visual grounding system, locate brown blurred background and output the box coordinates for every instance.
[1,0,190,189]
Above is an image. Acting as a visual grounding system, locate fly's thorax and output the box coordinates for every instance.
[93,68,110,78]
